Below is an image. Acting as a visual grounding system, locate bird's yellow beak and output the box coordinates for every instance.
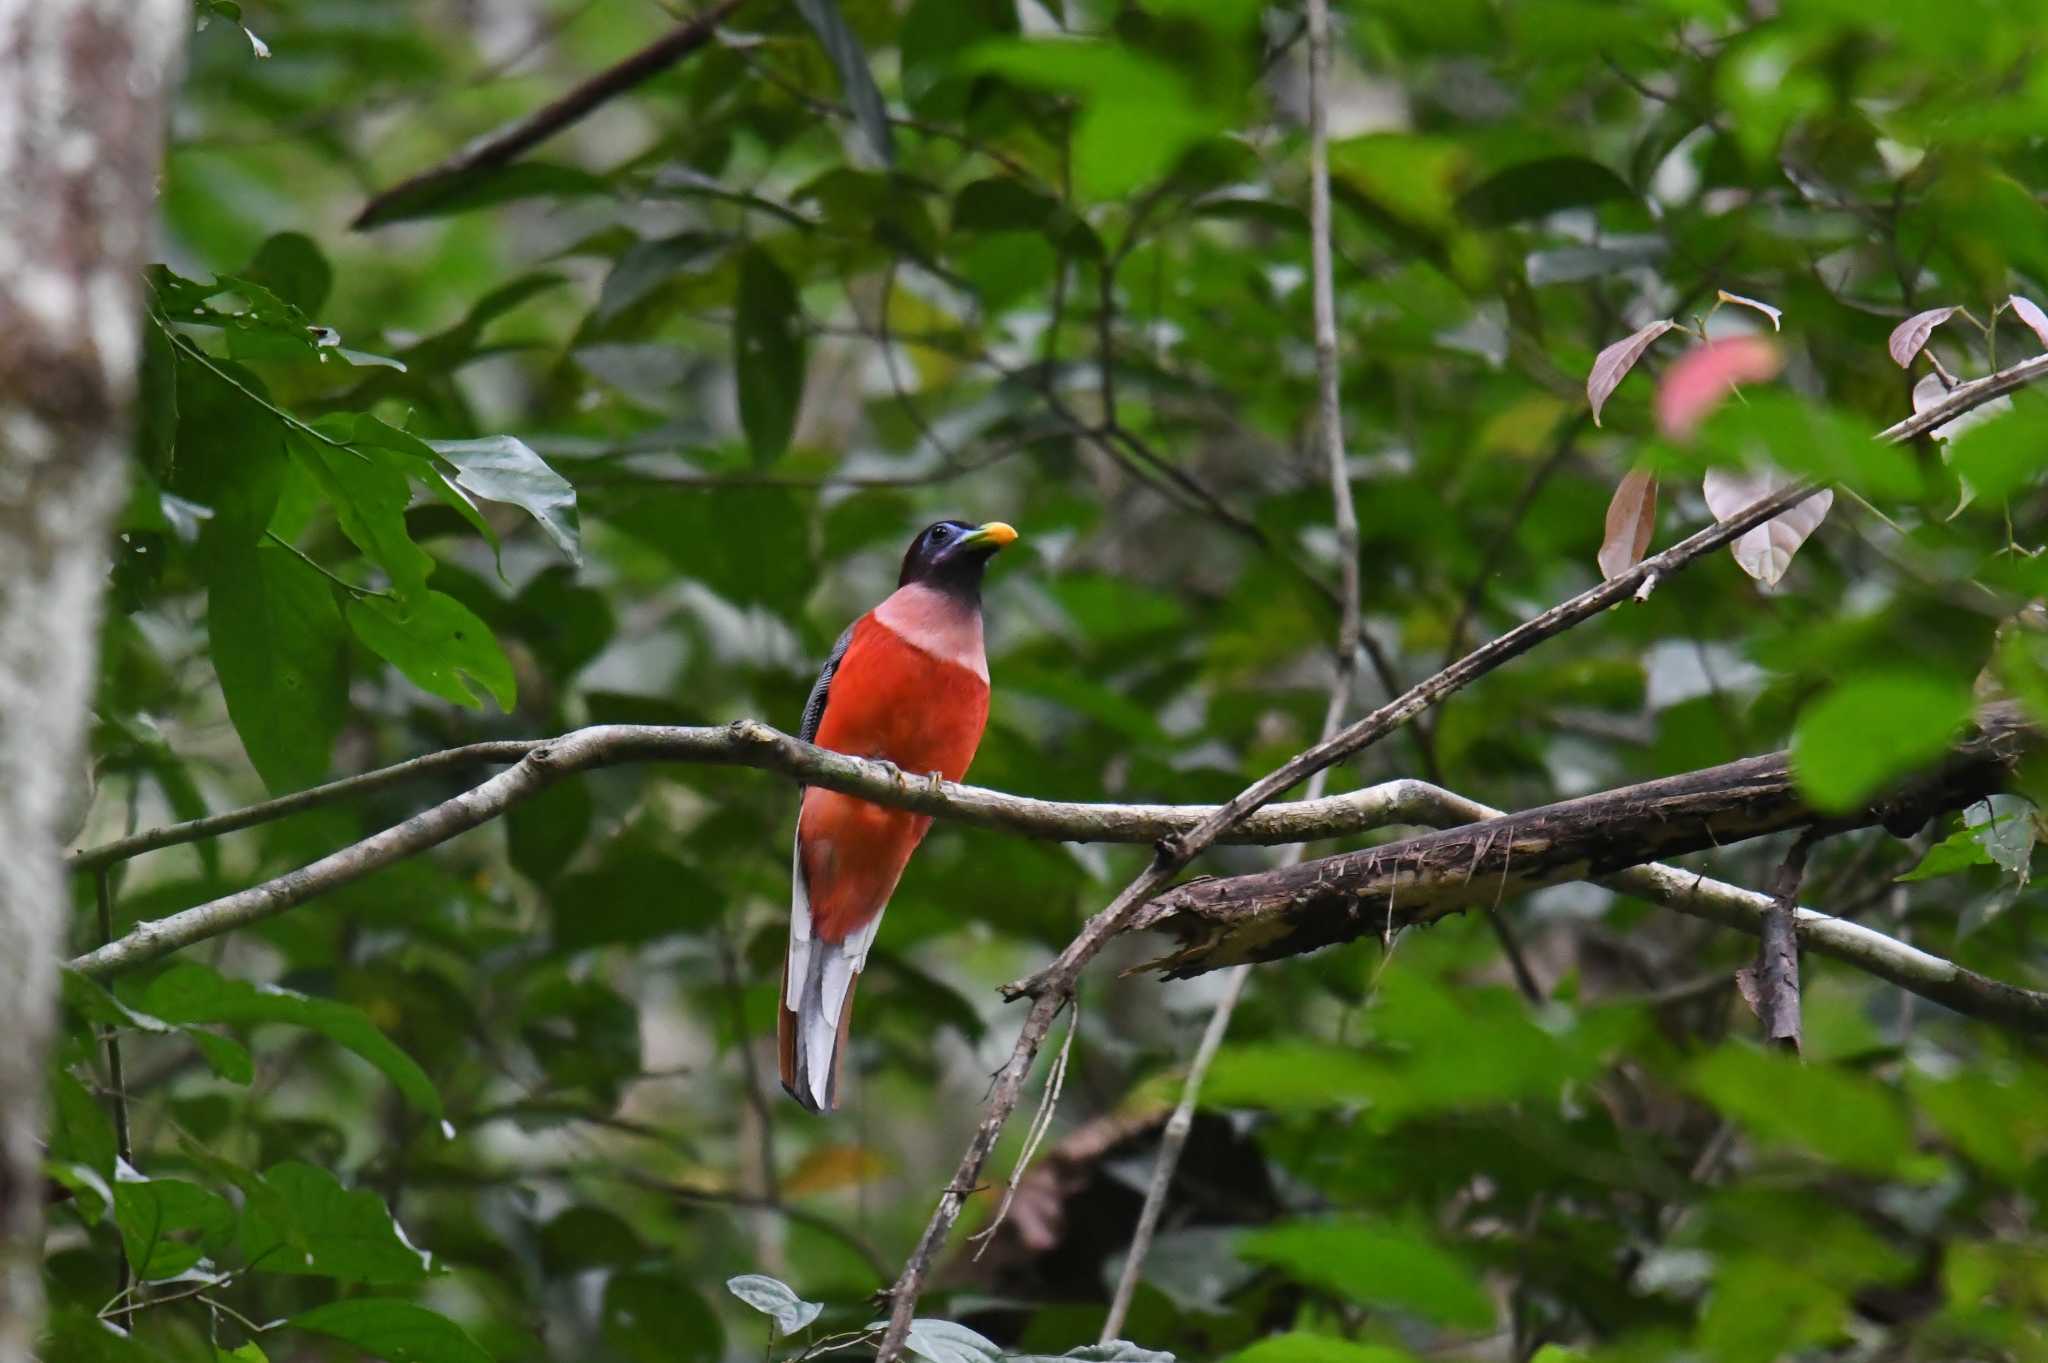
[964,521,1019,549]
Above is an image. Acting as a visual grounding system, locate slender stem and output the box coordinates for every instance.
[263,530,394,600]
[94,868,134,1329]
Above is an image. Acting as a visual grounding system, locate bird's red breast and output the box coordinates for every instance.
[797,604,990,943]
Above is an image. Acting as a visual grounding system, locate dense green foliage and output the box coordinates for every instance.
[44,2,2048,1362]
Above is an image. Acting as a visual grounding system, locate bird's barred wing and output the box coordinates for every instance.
[798,621,858,754]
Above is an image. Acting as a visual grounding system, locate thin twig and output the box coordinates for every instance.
[1104,3,1359,1329]
[969,1006,1076,1258]
[94,868,133,1329]
[263,530,395,600]
[353,0,747,228]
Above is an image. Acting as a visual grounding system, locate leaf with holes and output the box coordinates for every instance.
[1889,306,1960,367]
[1701,470,1832,587]
[347,591,515,711]
[1716,289,1782,330]
[1586,319,1677,426]
[1597,468,1658,580]
[1657,336,1782,440]
[1966,795,2038,883]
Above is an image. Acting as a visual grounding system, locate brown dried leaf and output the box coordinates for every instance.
[1597,467,1659,580]
[1716,289,1782,330]
[1888,306,1960,368]
[1702,468,1833,587]
[1587,319,1678,426]
[2007,295,2048,351]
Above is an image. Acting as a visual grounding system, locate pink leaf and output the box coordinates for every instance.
[1655,335,1782,441]
[1716,289,1782,330]
[1702,469,1833,587]
[2007,295,2048,351]
[1888,306,1960,368]
[1586,319,1678,427]
[1597,468,1659,581]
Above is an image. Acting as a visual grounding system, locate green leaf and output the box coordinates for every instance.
[48,1070,118,1178]
[241,1161,432,1283]
[900,1318,1004,1363]
[964,39,1220,199]
[290,1299,492,1363]
[114,1176,237,1280]
[794,0,894,167]
[1896,823,1994,881]
[207,541,347,792]
[1457,155,1636,226]
[293,436,434,599]
[169,354,286,548]
[1686,1046,1913,1175]
[725,1274,824,1334]
[1226,1335,1414,1363]
[605,1273,724,1363]
[426,435,580,565]
[733,246,807,465]
[1239,1220,1492,1330]
[1966,793,2037,879]
[242,231,332,314]
[508,777,590,886]
[347,590,515,711]
[597,485,813,611]
[141,962,441,1117]
[1790,670,1974,813]
[1945,395,2048,503]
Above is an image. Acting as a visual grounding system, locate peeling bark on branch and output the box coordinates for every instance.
[1135,708,2046,1030]
[0,2,184,1357]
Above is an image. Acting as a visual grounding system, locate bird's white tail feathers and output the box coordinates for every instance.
[778,837,883,1113]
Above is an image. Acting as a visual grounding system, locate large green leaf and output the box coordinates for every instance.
[793,0,894,167]
[1685,1046,1915,1175]
[290,1299,492,1363]
[140,962,441,1117]
[347,590,515,711]
[206,540,347,793]
[241,1161,431,1283]
[114,1177,237,1281]
[1238,1220,1492,1330]
[1790,670,1974,813]
[733,246,807,466]
[605,1273,724,1363]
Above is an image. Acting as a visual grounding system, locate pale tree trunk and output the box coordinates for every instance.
[0,2,183,1357]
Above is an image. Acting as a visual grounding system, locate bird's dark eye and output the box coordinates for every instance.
[929,525,952,544]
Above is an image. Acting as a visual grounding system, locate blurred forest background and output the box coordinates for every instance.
[39,2,2048,1362]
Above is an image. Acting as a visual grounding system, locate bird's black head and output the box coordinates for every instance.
[897,519,1019,599]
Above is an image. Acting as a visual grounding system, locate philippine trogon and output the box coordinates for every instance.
[779,518,1019,1112]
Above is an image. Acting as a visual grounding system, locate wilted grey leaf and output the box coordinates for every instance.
[2007,295,2048,351]
[1587,319,1678,426]
[427,435,580,566]
[1716,289,1782,330]
[895,1318,1003,1363]
[724,1274,823,1335]
[1701,468,1832,586]
[1597,467,1659,580]
[1888,306,1960,368]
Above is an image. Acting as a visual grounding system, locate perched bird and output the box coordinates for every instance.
[780,519,1019,1112]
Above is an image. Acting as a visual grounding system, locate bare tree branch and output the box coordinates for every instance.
[351,0,746,229]
[1755,833,1815,1051]
[1134,707,2048,1033]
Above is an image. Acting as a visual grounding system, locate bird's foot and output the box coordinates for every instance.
[923,769,945,794]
